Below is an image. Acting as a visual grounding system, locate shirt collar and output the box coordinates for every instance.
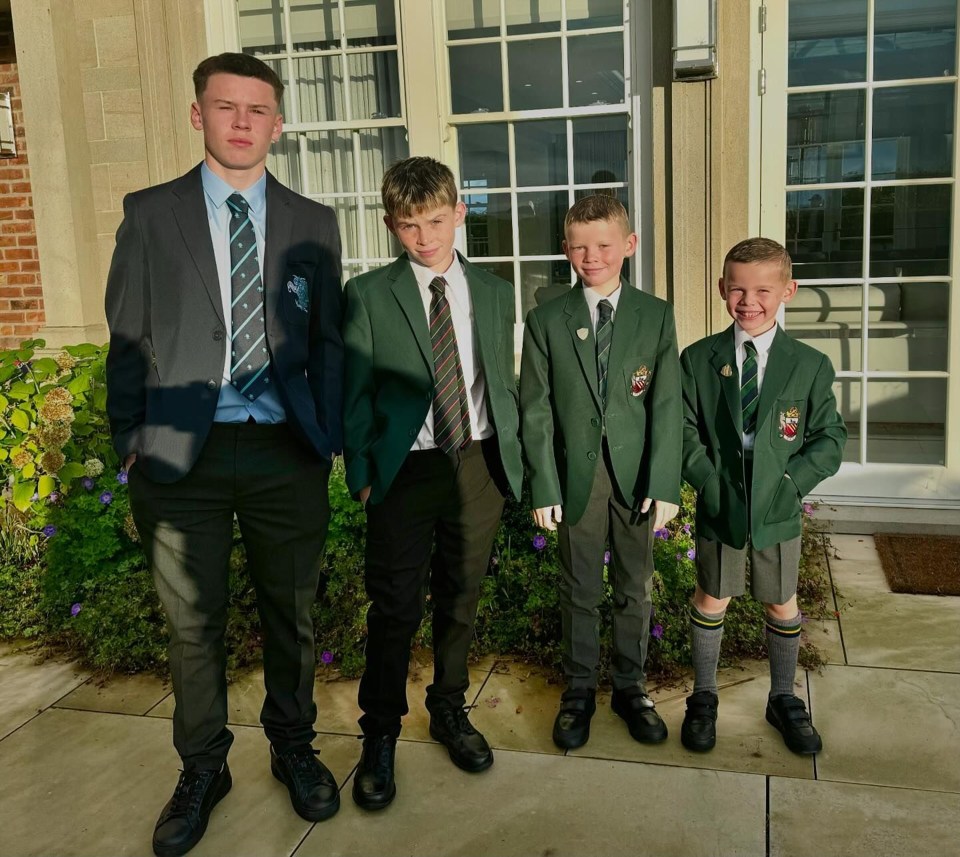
[201,163,267,220]
[734,321,779,356]
[408,250,464,291]
[582,281,623,314]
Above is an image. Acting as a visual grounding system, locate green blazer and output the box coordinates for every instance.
[680,324,847,551]
[520,283,682,526]
[342,253,523,504]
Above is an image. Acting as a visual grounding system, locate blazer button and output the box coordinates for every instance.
[213,330,224,341]
[591,417,600,427]
[587,451,597,461]
[206,379,217,390]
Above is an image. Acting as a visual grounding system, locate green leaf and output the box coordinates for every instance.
[66,343,100,358]
[7,382,32,401]
[10,409,30,431]
[92,387,107,411]
[21,461,35,478]
[31,358,59,378]
[0,447,7,460]
[58,462,86,482]
[12,479,36,512]
[67,374,91,395]
[37,475,57,498]
[72,424,94,437]
[0,393,8,410]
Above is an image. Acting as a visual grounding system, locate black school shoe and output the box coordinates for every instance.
[352,734,397,811]
[680,691,719,752]
[611,689,668,743]
[270,745,341,822]
[552,689,597,749]
[429,705,494,772]
[152,764,232,857]
[766,694,823,755]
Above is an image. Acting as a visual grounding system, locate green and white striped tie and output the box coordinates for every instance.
[596,299,614,407]
[741,340,759,434]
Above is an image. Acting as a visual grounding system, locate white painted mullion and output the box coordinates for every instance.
[858,0,875,465]
[945,3,960,468]
[789,76,958,95]
[508,119,521,323]
[282,1,300,126]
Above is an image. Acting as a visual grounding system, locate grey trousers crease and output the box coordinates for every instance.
[128,422,331,770]
[557,444,655,692]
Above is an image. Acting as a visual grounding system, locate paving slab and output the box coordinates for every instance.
[304,740,766,857]
[0,707,358,857]
[55,673,172,716]
[811,664,960,793]
[770,777,960,857]
[804,618,845,665]
[0,652,88,740]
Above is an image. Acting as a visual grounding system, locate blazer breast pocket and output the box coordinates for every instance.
[621,358,655,401]
[770,397,805,448]
[281,264,315,325]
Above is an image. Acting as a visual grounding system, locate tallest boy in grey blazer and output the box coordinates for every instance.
[105,53,343,857]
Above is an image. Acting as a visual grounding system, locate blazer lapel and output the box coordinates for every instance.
[606,283,648,399]
[462,254,496,378]
[754,325,797,433]
[264,173,293,333]
[564,287,602,411]
[388,256,434,376]
[710,325,741,433]
[171,166,223,326]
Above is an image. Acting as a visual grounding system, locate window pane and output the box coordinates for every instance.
[867,378,946,465]
[518,191,566,255]
[832,378,862,463]
[458,124,509,189]
[347,51,402,120]
[297,54,345,121]
[789,0,867,86]
[567,0,623,31]
[474,261,514,284]
[508,39,562,110]
[521,260,572,317]
[506,0,561,35]
[260,58,292,119]
[515,120,567,187]
[572,115,628,185]
[267,133,302,193]
[568,33,624,107]
[867,282,949,372]
[450,44,503,113]
[290,0,340,51]
[239,0,285,53]
[345,0,396,47]
[358,126,408,193]
[870,184,951,277]
[872,84,954,180]
[445,0,500,40]
[325,196,359,258]
[304,130,353,192]
[786,284,864,371]
[363,197,402,259]
[787,91,866,185]
[463,193,513,256]
[786,189,864,279]
[874,0,957,80]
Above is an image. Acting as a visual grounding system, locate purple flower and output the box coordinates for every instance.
[99,491,113,505]
[651,623,664,639]
[676,552,682,560]
[682,523,691,534]
[81,477,95,491]
[70,603,82,617]
[686,548,696,561]
[803,503,814,516]
[320,650,334,664]
[532,534,547,551]
[654,528,669,540]
[116,470,128,485]
[603,550,611,565]
[47,492,60,504]
[30,492,39,502]
[42,524,57,538]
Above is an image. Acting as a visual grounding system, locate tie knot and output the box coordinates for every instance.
[598,299,613,322]
[228,192,250,214]
[744,340,757,356]
[429,277,447,299]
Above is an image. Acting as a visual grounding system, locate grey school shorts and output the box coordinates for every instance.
[695,534,802,605]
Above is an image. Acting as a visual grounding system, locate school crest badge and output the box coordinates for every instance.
[631,365,652,397]
[720,364,733,378]
[286,275,309,313]
[576,327,589,341]
[778,406,800,441]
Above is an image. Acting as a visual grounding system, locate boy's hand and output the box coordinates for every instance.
[640,497,680,531]
[533,505,563,531]
[358,485,371,505]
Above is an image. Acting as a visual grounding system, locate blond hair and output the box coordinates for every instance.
[381,157,458,219]
[563,194,631,237]
[723,237,793,281]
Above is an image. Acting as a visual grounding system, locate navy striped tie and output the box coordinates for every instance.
[429,276,471,453]
[227,193,270,401]
[741,340,759,434]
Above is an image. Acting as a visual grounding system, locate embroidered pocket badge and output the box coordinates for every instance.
[286,275,309,313]
[778,406,800,441]
[576,327,589,341]
[631,365,652,397]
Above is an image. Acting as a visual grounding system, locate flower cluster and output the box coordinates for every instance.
[54,351,77,372]
[38,424,71,449]
[83,459,104,477]
[38,402,74,424]
[11,450,32,470]
[39,450,66,474]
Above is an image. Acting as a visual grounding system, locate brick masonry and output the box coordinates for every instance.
[0,12,42,350]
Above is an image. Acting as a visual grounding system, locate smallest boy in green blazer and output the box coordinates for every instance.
[521,195,682,750]
[679,237,846,756]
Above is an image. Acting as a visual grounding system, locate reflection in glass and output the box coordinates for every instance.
[786,284,864,372]
[325,196,359,259]
[572,115,628,184]
[506,0,561,35]
[567,0,622,30]
[446,0,500,40]
[874,0,956,80]
[458,124,509,189]
[569,33,624,107]
[521,260,572,317]
[347,52,402,119]
[345,0,397,47]
[515,121,567,187]
[358,127,408,192]
[261,58,292,119]
[787,91,865,185]
[517,191,567,255]
[788,0,867,86]
[463,193,513,257]
[867,282,949,373]
[872,85,954,180]
[239,0,285,53]
[297,55,345,122]
[831,379,861,463]
[267,133,302,194]
[867,378,946,465]
[870,184,951,277]
[508,40,562,110]
[474,261,514,283]
[450,44,503,113]
[363,197,403,259]
[305,130,354,193]
[786,189,864,279]
[291,0,340,51]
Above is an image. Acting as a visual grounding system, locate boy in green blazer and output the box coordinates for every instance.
[521,195,682,750]
[342,157,523,810]
[679,237,846,755]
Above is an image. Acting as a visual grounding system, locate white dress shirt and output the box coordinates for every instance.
[582,283,623,330]
[734,322,779,451]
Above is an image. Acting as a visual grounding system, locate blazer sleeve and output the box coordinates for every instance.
[785,353,847,497]
[644,302,682,505]
[341,278,375,497]
[680,346,718,492]
[104,193,147,460]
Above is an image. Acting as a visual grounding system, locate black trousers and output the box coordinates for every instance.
[128,423,331,770]
[358,438,506,738]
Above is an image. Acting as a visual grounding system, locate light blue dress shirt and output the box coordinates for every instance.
[201,164,286,423]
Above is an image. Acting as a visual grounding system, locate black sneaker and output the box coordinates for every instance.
[429,706,494,772]
[152,764,232,857]
[270,745,340,822]
[766,694,823,755]
[680,690,719,752]
[552,689,596,750]
[611,690,668,744]
[352,734,397,811]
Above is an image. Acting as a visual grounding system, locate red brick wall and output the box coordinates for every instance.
[0,14,42,351]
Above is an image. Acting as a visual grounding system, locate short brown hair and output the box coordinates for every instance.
[193,53,284,107]
[563,194,631,237]
[723,237,793,281]
[381,157,458,219]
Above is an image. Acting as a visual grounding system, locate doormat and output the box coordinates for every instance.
[873,534,960,596]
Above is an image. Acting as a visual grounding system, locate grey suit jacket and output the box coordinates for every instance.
[105,164,344,482]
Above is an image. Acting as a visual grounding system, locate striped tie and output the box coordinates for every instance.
[227,193,270,401]
[429,277,471,453]
[596,299,614,407]
[741,340,759,434]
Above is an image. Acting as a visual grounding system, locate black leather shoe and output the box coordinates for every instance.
[352,735,397,811]
[681,690,719,752]
[552,689,596,749]
[270,744,340,822]
[766,694,822,755]
[152,764,232,857]
[429,706,493,772]
[611,690,668,744]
